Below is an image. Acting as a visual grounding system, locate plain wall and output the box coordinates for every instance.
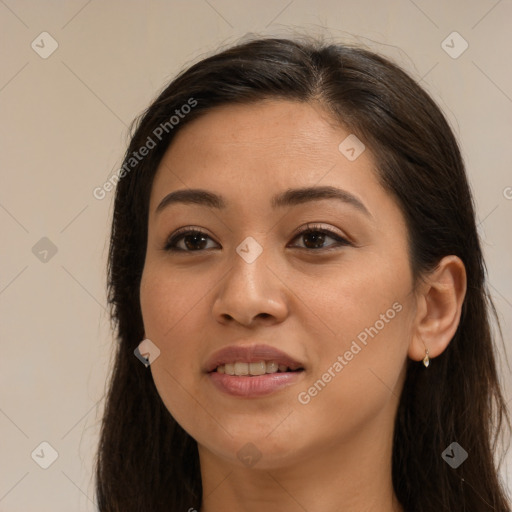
[1,1,511,510]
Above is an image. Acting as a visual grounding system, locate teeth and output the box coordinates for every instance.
[215,360,296,376]
[266,361,278,373]
[249,361,266,375]
[234,362,249,375]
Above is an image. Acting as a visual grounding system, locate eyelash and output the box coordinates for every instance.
[163,223,351,253]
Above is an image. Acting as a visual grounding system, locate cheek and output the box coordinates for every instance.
[294,298,411,452]
[139,265,201,389]
[312,255,410,350]
[140,262,209,342]
[139,261,222,428]
[299,255,413,412]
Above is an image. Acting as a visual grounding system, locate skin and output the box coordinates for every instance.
[139,100,467,512]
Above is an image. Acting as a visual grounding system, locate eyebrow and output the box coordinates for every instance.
[155,185,372,218]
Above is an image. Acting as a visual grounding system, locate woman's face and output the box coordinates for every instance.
[140,99,417,469]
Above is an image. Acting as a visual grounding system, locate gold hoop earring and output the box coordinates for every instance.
[423,348,430,368]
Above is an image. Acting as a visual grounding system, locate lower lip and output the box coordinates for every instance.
[208,371,304,397]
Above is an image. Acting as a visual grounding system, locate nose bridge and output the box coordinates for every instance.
[232,235,270,290]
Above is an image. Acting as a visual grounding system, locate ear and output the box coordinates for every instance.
[408,255,467,362]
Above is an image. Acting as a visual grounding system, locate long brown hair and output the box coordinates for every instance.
[95,36,511,511]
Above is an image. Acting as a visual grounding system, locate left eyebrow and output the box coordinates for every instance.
[155,185,372,218]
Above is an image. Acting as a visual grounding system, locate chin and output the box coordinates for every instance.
[197,428,307,471]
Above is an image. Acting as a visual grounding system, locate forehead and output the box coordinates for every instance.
[150,100,380,207]
[179,100,345,156]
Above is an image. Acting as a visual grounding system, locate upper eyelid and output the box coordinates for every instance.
[168,224,345,241]
[289,222,348,241]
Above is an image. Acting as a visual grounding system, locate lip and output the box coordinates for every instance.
[204,343,304,373]
[204,343,305,398]
[209,371,304,397]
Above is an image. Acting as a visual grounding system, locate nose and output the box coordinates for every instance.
[211,245,289,327]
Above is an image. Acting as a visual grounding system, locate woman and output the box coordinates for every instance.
[95,36,511,511]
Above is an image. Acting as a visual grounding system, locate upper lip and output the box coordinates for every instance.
[204,343,304,373]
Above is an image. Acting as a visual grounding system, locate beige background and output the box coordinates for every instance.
[1,0,511,510]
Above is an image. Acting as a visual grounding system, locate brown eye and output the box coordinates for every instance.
[290,225,351,251]
[165,230,218,252]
